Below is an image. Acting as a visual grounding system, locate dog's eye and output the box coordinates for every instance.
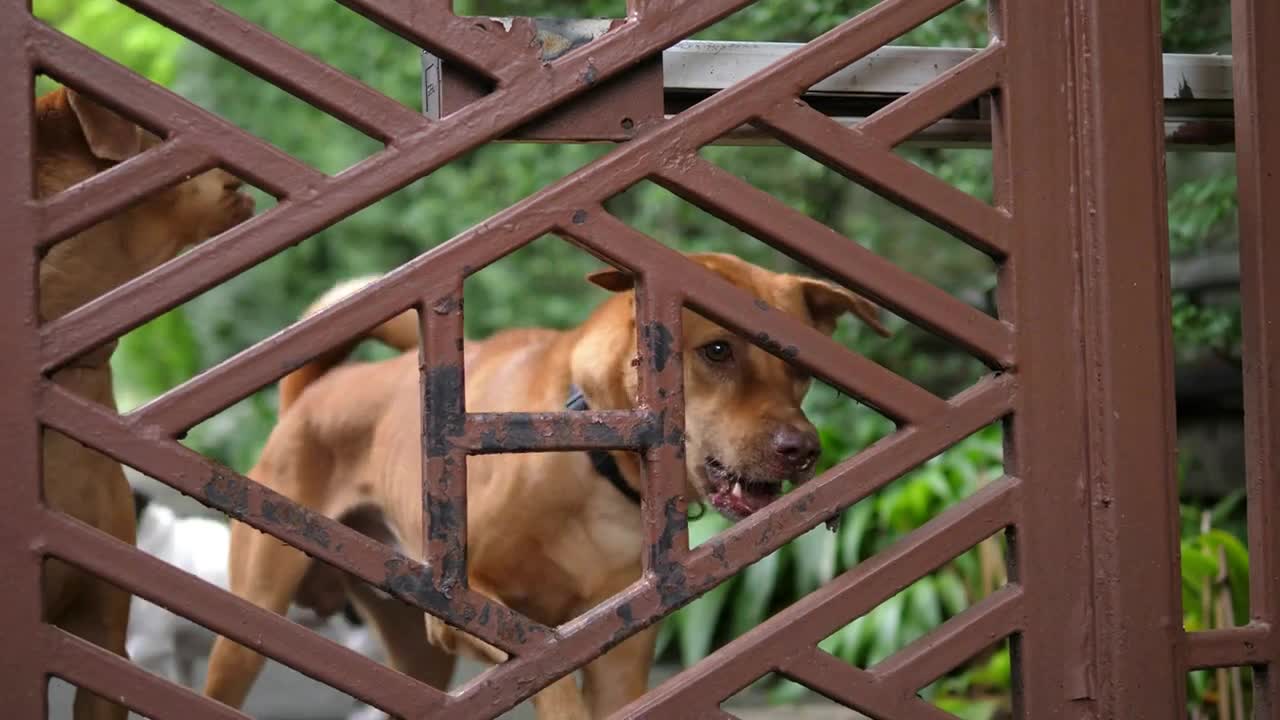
[700,340,734,364]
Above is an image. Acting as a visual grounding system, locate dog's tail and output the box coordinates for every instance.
[278,275,419,414]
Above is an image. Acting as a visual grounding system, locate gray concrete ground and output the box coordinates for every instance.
[50,472,867,719]
[49,656,866,719]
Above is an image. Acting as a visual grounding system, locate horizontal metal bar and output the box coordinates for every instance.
[462,411,659,454]
[663,42,1231,101]
[1186,624,1274,669]
[429,29,1234,149]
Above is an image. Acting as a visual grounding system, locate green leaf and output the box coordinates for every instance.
[839,501,875,566]
[867,591,907,666]
[907,576,944,630]
[791,525,839,597]
[730,548,782,639]
[936,570,971,616]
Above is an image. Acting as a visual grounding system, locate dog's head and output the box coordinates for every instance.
[35,87,255,280]
[580,252,889,519]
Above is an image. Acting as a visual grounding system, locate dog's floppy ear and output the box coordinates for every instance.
[65,89,143,162]
[585,267,635,292]
[799,277,891,337]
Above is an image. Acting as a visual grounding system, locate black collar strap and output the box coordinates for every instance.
[566,384,642,506]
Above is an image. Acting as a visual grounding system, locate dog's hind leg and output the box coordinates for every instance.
[345,579,456,691]
[58,574,131,720]
[203,518,312,709]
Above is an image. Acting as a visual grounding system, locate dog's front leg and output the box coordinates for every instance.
[531,674,591,720]
[581,625,658,718]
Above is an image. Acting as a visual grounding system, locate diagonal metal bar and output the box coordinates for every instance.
[36,137,216,249]
[653,155,1015,369]
[30,21,324,205]
[871,584,1023,692]
[44,625,248,720]
[37,0,955,375]
[38,509,447,717]
[758,100,1009,258]
[39,382,553,657]
[858,42,1007,149]
[445,377,1013,718]
[781,648,958,720]
[116,0,429,142]
[335,0,530,80]
[614,475,1019,717]
[561,210,949,425]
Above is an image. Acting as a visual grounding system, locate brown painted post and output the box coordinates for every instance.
[0,6,47,719]
[995,0,1096,716]
[1232,0,1280,716]
[1069,0,1189,717]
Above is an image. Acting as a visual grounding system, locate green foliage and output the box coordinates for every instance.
[1162,0,1232,52]
[656,408,1008,713]
[34,0,185,94]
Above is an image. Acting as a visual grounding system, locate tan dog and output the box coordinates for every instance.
[36,86,254,720]
[203,252,888,717]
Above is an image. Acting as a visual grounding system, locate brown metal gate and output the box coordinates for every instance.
[1,0,1276,718]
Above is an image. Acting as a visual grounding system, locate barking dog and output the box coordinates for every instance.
[203,252,887,718]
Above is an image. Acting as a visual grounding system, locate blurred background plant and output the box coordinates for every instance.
[36,0,1244,716]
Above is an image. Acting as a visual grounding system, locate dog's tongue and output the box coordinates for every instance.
[710,481,778,519]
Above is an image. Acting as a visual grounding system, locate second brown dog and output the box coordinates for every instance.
[36,85,254,720]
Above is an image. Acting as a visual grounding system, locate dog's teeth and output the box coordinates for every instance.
[732,482,743,498]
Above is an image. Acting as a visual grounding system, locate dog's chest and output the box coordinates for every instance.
[472,494,643,624]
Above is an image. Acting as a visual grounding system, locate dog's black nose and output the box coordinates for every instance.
[772,426,820,470]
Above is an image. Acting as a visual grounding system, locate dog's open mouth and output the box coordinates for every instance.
[704,457,782,519]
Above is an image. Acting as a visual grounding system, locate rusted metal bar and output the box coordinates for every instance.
[114,0,429,142]
[0,8,47,719]
[871,583,1024,692]
[420,286,470,594]
[652,156,1015,370]
[44,626,247,720]
[616,476,1018,716]
[757,101,1009,259]
[39,382,554,658]
[993,0,1097,715]
[35,0,757,372]
[39,510,443,717]
[1187,625,1273,670]
[1068,1,1187,717]
[562,211,949,426]
[1231,0,1280,712]
[462,411,659,454]
[37,137,216,249]
[632,275,690,574]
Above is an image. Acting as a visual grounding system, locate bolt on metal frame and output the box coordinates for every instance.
[0,0,1276,719]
